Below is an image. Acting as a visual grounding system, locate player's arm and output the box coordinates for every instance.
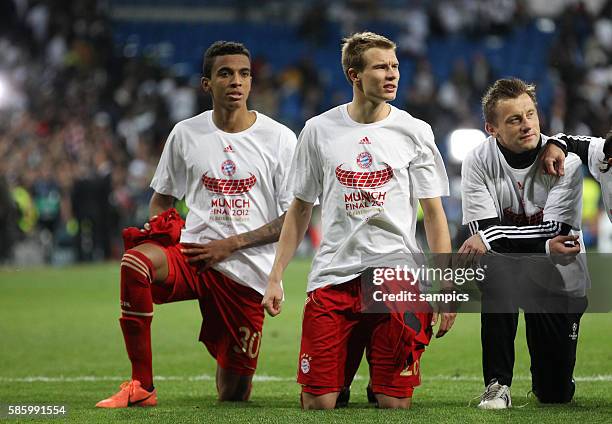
[261,122,321,316]
[149,192,176,218]
[419,197,455,338]
[420,197,452,253]
[148,124,186,224]
[542,133,605,176]
[181,213,287,269]
[232,213,287,249]
[261,198,313,317]
[463,218,579,255]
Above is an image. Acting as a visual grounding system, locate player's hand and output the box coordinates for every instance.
[548,235,580,254]
[262,281,283,317]
[548,235,580,266]
[431,311,456,338]
[541,142,566,176]
[181,238,239,271]
[457,233,487,267]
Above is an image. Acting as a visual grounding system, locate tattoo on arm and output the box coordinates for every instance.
[234,213,287,250]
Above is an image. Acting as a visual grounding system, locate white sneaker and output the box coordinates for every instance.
[477,379,512,409]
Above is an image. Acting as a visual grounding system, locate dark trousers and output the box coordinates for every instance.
[481,304,586,403]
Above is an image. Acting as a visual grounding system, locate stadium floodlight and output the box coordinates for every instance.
[448,128,487,163]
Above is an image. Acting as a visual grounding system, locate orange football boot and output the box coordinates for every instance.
[96,380,157,408]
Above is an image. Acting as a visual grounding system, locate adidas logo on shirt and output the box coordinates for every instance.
[359,136,371,144]
[223,145,234,153]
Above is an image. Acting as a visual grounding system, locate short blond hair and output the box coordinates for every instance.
[341,32,396,84]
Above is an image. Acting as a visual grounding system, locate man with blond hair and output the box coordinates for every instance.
[263,32,455,409]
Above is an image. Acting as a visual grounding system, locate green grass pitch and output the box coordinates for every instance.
[0,259,610,423]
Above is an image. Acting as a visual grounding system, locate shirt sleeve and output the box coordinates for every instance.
[150,126,187,199]
[291,123,323,203]
[474,218,569,253]
[552,133,605,173]
[555,134,611,222]
[598,157,612,222]
[587,138,606,182]
[543,155,583,229]
[273,127,298,212]
[461,151,498,225]
[409,124,450,199]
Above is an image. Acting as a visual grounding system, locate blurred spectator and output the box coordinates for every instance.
[0,174,19,262]
[298,1,331,46]
[1,0,610,265]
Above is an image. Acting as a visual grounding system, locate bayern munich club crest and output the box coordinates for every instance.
[356,151,373,169]
[300,353,312,374]
[221,159,237,176]
[202,160,257,195]
[335,152,394,189]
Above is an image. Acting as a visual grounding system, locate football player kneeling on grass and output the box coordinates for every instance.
[263,32,455,410]
[459,78,589,409]
[96,41,296,408]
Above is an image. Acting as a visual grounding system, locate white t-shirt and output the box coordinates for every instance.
[461,134,589,295]
[587,138,612,222]
[150,110,297,295]
[462,134,583,229]
[550,133,610,222]
[292,103,449,292]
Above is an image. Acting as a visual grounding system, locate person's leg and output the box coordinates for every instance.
[334,322,367,408]
[478,255,523,388]
[96,243,170,408]
[298,282,362,410]
[118,243,168,390]
[97,243,201,408]
[481,312,518,387]
[368,311,432,409]
[525,299,586,403]
[216,367,254,401]
[197,271,265,401]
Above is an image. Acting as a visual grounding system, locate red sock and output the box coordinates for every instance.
[119,249,155,390]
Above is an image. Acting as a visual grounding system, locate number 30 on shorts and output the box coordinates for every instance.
[233,326,262,359]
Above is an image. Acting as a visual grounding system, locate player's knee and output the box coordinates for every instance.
[122,244,167,284]
[301,392,338,410]
[216,367,253,402]
[217,383,251,402]
[376,394,412,409]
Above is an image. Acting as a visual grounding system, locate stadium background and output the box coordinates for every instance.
[1,0,612,263]
[0,1,611,422]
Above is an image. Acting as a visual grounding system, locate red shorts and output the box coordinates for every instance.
[298,278,433,398]
[150,244,264,376]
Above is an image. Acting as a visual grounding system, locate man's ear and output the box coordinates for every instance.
[201,77,211,93]
[347,68,360,86]
[484,122,496,137]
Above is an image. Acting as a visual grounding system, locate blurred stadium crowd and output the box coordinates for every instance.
[0,0,611,264]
